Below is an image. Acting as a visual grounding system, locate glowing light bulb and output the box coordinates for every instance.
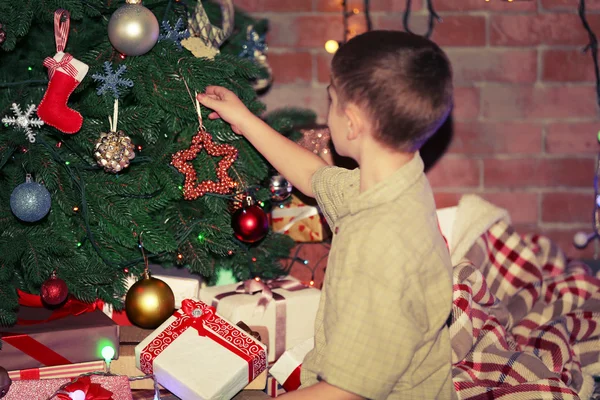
[325,40,340,54]
[101,345,115,370]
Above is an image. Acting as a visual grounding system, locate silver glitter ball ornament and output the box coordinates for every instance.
[108,0,159,56]
[10,175,51,223]
[269,174,292,202]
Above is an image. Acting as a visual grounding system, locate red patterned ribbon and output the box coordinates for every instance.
[281,364,302,392]
[44,9,78,79]
[139,299,266,383]
[2,333,72,367]
[211,278,307,360]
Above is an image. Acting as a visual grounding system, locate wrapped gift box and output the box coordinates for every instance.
[110,345,163,390]
[4,375,133,400]
[135,299,267,400]
[150,264,203,309]
[8,360,105,381]
[271,195,327,242]
[0,309,119,371]
[265,376,287,398]
[199,276,320,362]
[269,337,314,392]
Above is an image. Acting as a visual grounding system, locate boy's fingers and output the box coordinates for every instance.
[204,85,231,99]
[207,112,220,120]
[197,93,217,108]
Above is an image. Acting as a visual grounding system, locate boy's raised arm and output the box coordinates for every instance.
[197,87,327,198]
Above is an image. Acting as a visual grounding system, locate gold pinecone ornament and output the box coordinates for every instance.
[94,130,136,173]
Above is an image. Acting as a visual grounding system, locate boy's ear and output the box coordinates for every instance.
[344,103,365,141]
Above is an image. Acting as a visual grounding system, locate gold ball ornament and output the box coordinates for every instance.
[108,0,159,56]
[125,275,175,329]
[94,130,136,173]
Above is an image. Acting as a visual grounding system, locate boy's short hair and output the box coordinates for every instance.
[331,30,453,151]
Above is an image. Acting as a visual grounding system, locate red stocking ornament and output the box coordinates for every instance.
[37,10,89,134]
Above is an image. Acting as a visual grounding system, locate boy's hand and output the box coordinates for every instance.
[197,86,254,135]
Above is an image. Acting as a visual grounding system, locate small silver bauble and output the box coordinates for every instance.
[108,0,159,56]
[269,174,292,202]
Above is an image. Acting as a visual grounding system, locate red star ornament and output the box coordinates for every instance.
[171,130,239,200]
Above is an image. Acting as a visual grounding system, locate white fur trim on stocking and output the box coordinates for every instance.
[52,51,88,82]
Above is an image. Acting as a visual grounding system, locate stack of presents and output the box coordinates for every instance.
[0,127,338,400]
[0,263,321,399]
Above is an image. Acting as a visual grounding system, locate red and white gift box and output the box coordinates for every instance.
[8,360,105,381]
[265,375,287,397]
[269,337,314,392]
[199,276,320,363]
[135,299,267,400]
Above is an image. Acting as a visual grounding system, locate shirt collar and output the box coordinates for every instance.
[339,152,425,219]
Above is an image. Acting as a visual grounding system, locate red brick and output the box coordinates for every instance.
[538,228,596,259]
[542,192,594,223]
[542,49,596,82]
[426,157,481,188]
[448,49,537,84]
[483,158,595,188]
[481,86,598,120]
[481,192,539,225]
[370,0,422,12]
[261,84,329,120]
[316,53,334,83]
[546,122,600,154]
[233,0,261,12]
[436,0,537,11]
[296,16,346,47]
[433,192,462,208]
[375,15,486,46]
[266,16,300,47]
[453,87,480,121]
[449,122,543,154]
[268,52,313,84]
[490,14,600,46]
[317,0,422,12]
[541,0,600,11]
[263,0,312,12]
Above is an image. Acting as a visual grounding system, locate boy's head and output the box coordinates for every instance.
[327,30,453,156]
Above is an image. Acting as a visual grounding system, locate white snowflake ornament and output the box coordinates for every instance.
[2,103,44,143]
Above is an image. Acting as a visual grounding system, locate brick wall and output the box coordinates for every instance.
[236,0,600,258]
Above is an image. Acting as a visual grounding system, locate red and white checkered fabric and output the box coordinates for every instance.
[451,220,600,399]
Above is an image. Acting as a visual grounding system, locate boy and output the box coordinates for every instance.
[198,30,455,400]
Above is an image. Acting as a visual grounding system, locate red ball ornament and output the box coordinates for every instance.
[41,273,68,305]
[232,203,269,243]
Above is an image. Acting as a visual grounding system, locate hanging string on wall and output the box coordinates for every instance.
[572,0,600,255]
[403,0,441,39]
[324,0,439,54]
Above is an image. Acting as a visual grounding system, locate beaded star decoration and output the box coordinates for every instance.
[171,129,238,200]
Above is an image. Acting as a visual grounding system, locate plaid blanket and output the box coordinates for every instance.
[450,197,600,400]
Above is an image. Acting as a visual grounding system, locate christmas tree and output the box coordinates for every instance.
[0,0,315,326]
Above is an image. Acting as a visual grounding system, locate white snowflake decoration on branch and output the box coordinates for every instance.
[2,103,44,143]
